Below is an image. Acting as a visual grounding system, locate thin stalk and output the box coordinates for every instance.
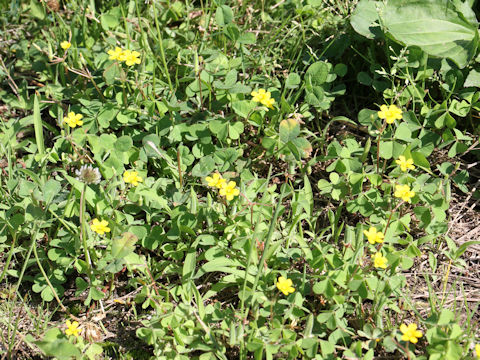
[152,4,173,92]
[376,122,387,175]
[14,223,41,296]
[80,183,93,281]
[0,232,16,283]
[33,94,46,184]
[243,184,287,319]
[32,241,67,312]
[176,147,183,188]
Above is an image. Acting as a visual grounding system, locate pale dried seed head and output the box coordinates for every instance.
[75,165,101,185]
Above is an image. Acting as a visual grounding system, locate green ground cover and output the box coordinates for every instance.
[0,0,480,359]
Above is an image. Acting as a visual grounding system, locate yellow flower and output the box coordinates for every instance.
[107,47,124,61]
[475,344,480,358]
[122,49,141,66]
[396,156,415,172]
[400,323,423,344]
[205,173,226,189]
[219,181,240,201]
[394,184,415,203]
[276,276,295,295]
[65,320,80,337]
[363,227,384,244]
[90,218,110,235]
[60,41,71,50]
[251,88,275,109]
[378,104,402,124]
[63,111,83,128]
[251,88,267,102]
[372,252,388,269]
[123,170,143,186]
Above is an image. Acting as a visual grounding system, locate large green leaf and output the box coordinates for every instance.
[384,0,478,68]
[111,232,137,260]
[350,0,384,39]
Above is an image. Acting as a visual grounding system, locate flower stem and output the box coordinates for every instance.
[32,239,68,312]
[376,200,403,253]
[79,183,93,281]
[244,184,287,319]
[376,122,387,175]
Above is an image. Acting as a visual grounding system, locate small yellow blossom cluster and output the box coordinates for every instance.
[363,227,384,245]
[205,173,240,201]
[65,320,80,337]
[364,227,388,269]
[396,155,415,172]
[251,88,275,109]
[60,41,71,50]
[123,170,143,186]
[90,218,110,235]
[107,47,141,66]
[475,344,480,359]
[372,252,388,269]
[400,323,423,344]
[63,111,83,128]
[378,104,402,124]
[394,184,415,203]
[276,276,295,295]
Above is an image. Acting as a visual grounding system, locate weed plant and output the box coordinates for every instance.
[0,0,479,359]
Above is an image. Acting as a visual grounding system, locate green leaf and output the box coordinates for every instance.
[209,119,229,140]
[232,100,256,119]
[229,121,244,140]
[111,232,137,260]
[333,63,348,77]
[215,5,234,26]
[85,343,103,360]
[75,277,88,295]
[306,61,331,85]
[279,118,300,143]
[115,135,133,152]
[191,156,216,177]
[384,0,479,68]
[464,69,480,87]
[237,32,256,44]
[285,73,301,89]
[103,62,121,85]
[411,151,431,170]
[437,309,454,325]
[305,86,331,109]
[35,332,81,360]
[394,122,412,141]
[43,179,61,204]
[454,240,480,259]
[224,23,240,41]
[30,0,46,20]
[357,72,372,85]
[89,287,105,301]
[97,103,117,128]
[350,0,384,39]
[183,250,197,280]
[101,14,120,30]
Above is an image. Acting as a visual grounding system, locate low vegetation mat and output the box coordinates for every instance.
[0,0,479,359]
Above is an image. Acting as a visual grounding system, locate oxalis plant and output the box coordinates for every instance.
[0,0,479,359]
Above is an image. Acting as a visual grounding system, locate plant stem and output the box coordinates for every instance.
[152,4,173,92]
[376,121,387,175]
[177,146,183,188]
[14,224,40,296]
[0,232,16,283]
[32,239,67,312]
[244,184,287,319]
[80,183,93,281]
